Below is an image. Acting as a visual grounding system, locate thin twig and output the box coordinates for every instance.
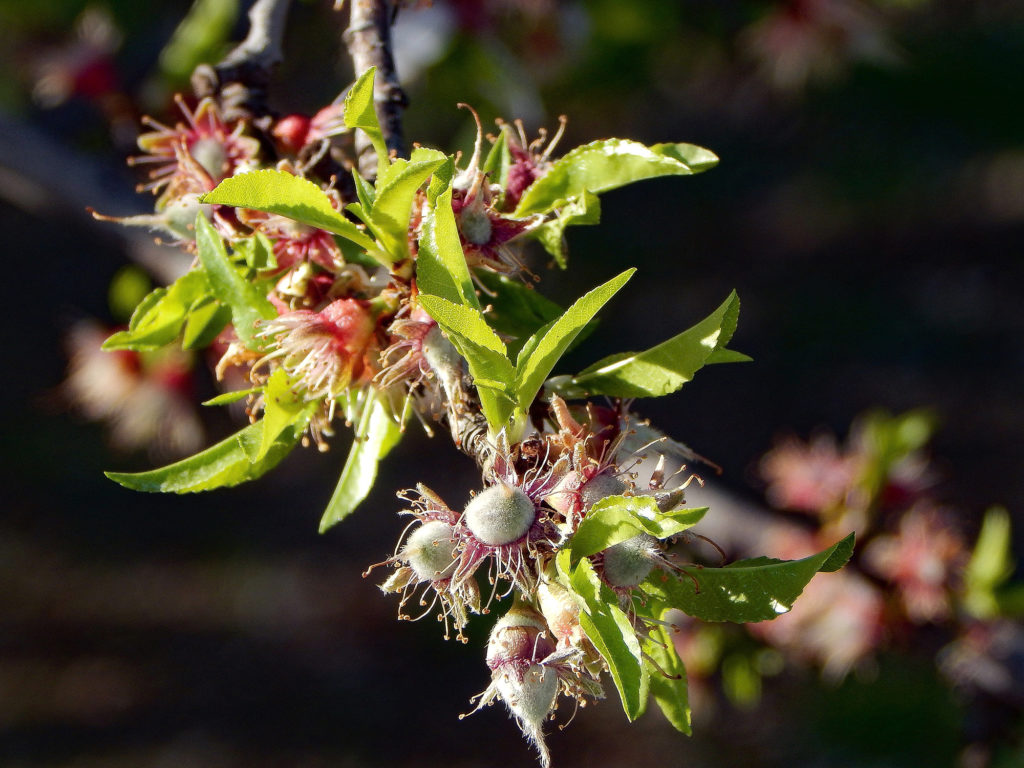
[192,0,293,121]
[343,0,408,174]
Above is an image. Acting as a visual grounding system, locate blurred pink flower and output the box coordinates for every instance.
[864,505,967,622]
[759,433,862,515]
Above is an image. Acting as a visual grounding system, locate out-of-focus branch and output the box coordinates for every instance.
[192,0,292,121]
[344,0,408,174]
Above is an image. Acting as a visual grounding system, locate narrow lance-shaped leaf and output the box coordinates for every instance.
[201,169,383,258]
[514,139,719,217]
[643,533,856,623]
[515,269,634,415]
[417,294,515,434]
[103,270,213,351]
[194,214,277,347]
[567,291,748,399]
[567,554,649,721]
[369,157,446,261]
[416,185,478,309]
[319,392,404,532]
[569,495,708,562]
[344,66,389,181]
[105,421,302,494]
[253,369,318,462]
[640,613,691,734]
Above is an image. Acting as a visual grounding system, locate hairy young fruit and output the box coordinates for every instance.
[579,471,627,510]
[464,483,536,546]
[602,533,659,588]
[402,520,458,581]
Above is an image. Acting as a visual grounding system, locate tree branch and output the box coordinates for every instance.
[192,0,293,121]
[344,0,408,174]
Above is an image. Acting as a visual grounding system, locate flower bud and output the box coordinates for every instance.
[602,533,660,588]
[464,483,536,546]
[537,580,583,648]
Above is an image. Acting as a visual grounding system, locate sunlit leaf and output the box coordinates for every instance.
[514,269,634,413]
[643,533,855,623]
[569,495,708,561]
[254,369,318,462]
[570,557,648,720]
[105,421,302,493]
[319,392,404,532]
[567,291,746,399]
[370,156,445,261]
[194,214,277,347]
[965,506,1015,619]
[514,139,719,217]
[344,66,389,179]
[201,169,381,256]
[416,186,478,309]
[103,271,211,351]
[202,388,258,406]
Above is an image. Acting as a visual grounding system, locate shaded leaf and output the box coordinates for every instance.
[181,296,231,349]
[202,388,258,406]
[532,189,601,268]
[483,125,512,190]
[642,618,691,734]
[644,534,856,623]
[319,392,403,532]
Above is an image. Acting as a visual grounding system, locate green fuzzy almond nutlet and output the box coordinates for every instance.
[464,484,536,546]
[402,520,458,581]
[602,533,659,588]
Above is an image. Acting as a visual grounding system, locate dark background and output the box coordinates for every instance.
[2,0,1022,765]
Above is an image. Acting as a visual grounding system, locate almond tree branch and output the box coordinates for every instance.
[192,0,293,121]
[343,0,408,173]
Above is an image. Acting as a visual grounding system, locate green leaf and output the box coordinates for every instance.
[570,557,648,720]
[194,214,278,347]
[234,231,277,271]
[105,421,302,493]
[418,295,516,435]
[255,369,318,462]
[569,291,744,399]
[319,392,403,532]
[201,169,381,256]
[514,139,719,217]
[532,190,601,268]
[515,269,634,412]
[642,618,691,734]
[570,495,708,561]
[202,388,258,406]
[370,157,446,261]
[964,506,1015,619]
[352,169,376,210]
[643,533,855,623]
[181,296,231,349]
[344,67,389,180]
[416,186,478,309]
[103,270,212,351]
[483,125,512,190]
